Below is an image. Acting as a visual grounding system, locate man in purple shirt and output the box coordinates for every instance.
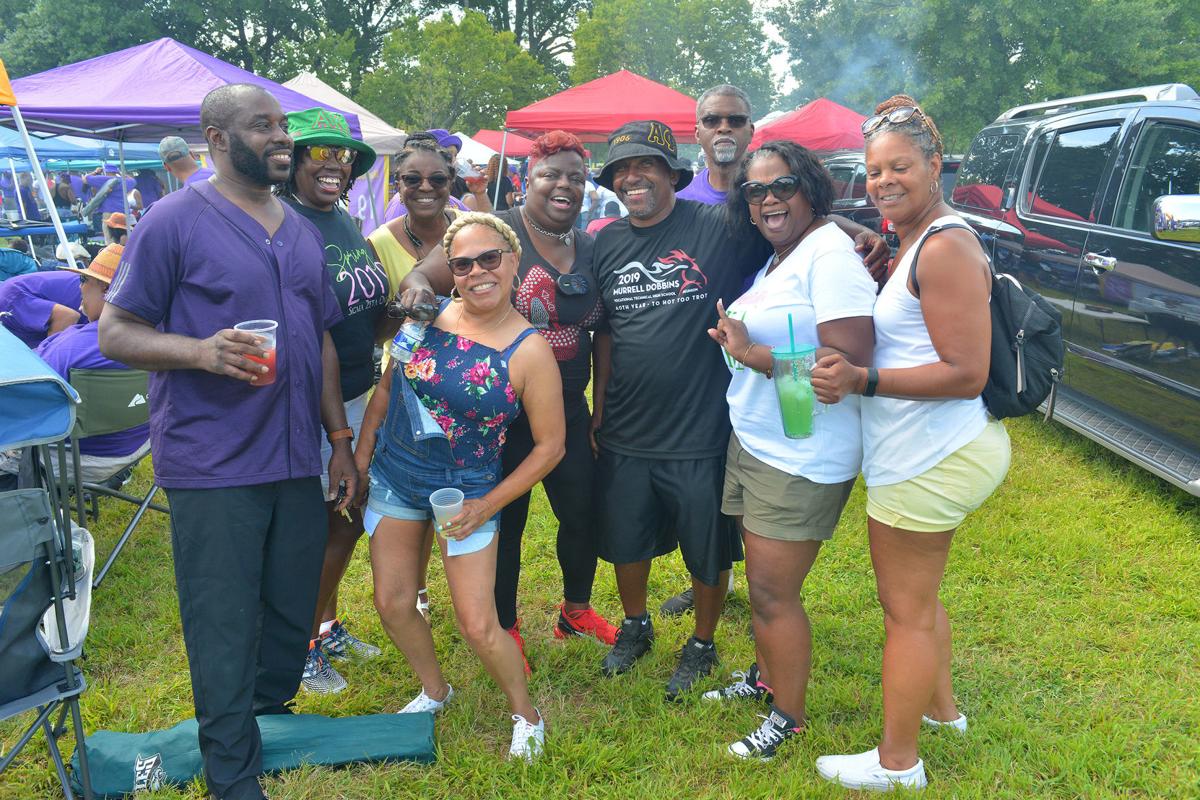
[0,269,84,347]
[159,135,216,186]
[676,84,756,207]
[84,166,136,240]
[36,244,150,480]
[101,84,356,800]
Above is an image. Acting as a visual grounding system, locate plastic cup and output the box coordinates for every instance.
[429,488,465,531]
[772,345,817,439]
[235,319,278,386]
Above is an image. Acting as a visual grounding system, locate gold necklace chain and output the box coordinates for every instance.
[453,303,513,339]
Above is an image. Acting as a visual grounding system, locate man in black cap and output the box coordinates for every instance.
[590,120,886,700]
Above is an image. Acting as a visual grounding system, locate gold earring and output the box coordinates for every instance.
[930,180,939,196]
[450,285,462,302]
[512,275,521,292]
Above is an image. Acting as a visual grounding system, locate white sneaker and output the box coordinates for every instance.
[397,684,454,715]
[508,710,545,762]
[816,748,927,791]
[416,589,431,624]
[922,713,967,733]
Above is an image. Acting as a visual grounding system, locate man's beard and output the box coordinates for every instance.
[712,141,739,165]
[228,132,276,187]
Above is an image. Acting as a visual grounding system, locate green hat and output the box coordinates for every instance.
[286,107,377,179]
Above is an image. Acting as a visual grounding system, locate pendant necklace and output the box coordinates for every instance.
[522,207,573,247]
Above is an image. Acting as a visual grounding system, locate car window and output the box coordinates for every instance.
[850,165,867,199]
[827,164,857,201]
[1112,122,1200,234]
[1026,125,1120,222]
[951,133,1020,214]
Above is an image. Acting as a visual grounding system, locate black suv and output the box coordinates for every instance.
[950,84,1200,495]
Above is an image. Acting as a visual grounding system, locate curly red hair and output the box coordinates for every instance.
[528,130,587,171]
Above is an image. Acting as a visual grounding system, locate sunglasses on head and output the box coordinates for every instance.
[447,248,512,276]
[305,145,357,165]
[740,175,801,204]
[700,114,750,130]
[861,106,928,135]
[400,172,450,189]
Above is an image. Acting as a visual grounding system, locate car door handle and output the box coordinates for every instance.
[1084,251,1117,273]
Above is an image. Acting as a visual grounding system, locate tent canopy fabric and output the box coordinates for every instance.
[0,128,160,162]
[505,70,698,144]
[283,72,405,155]
[750,97,866,152]
[472,130,536,158]
[0,38,360,144]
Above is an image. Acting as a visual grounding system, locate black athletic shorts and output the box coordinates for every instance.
[595,449,742,586]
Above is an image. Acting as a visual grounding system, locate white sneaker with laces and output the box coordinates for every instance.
[508,710,545,762]
[397,684,454,715]
[815,747,927,791]
[922,713,967,732]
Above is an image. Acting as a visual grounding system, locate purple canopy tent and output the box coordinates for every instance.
[0,37,362,229]
[0,37,361,143]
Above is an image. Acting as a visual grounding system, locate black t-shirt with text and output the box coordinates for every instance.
[594,199,772,459]
[286,199,390,400]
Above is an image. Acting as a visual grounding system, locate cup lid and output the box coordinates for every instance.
[771,344,816,357]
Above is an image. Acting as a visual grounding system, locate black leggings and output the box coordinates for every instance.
[495,392,598,629]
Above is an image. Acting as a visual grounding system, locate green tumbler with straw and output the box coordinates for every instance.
[771,312,816,439]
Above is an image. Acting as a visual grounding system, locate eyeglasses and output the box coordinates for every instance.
[399,172,450,190]
[305,145,357,165]
[861,106,928,135]
[447,248,512,276]
[700,114,750,130]
[740,175,801,204]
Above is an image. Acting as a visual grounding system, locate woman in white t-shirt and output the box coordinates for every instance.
[706,140,877,761]
[810,96,1011,792]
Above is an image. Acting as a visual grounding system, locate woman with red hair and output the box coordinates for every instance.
[398,130,618,668]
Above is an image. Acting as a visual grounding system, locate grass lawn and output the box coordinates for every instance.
[3,416,1199,799]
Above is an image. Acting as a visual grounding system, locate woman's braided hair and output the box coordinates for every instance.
[865,94,944,160]
[442,211,523,261]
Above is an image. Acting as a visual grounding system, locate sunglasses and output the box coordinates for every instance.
[305,145,357,165]
[400,172,450,189]
[861,106,928,135]
[447,248,512,276]
[700,114,750,130]
[740,175,801,204]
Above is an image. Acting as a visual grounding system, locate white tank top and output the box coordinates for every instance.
[861,214,988,486]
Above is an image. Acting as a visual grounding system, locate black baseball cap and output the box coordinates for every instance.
[596,120,693,191]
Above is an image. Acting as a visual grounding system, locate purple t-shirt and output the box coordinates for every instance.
[135,172,163,209]
[383,192,468,222]
[105,181,343,489]
[70,174,88,201]
[84,174,136,214]
[675,168,727,205]
[0,271,84,347]
[36,321,150,457]
[185,167,215,185]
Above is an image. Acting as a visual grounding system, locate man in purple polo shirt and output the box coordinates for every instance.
[676,84,756,207]
[0,269,83,347]
[159,135,216,187]
[101,84,356,800]
[84,165,136,240]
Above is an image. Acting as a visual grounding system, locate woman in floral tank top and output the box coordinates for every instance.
[355,213,564,761]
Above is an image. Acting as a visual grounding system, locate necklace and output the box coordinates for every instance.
[766,216,823,273]
[522,207,573,247]
[454,303,513,340]
[403,212,450,258]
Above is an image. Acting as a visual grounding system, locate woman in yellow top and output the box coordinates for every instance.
[367,137,459,622]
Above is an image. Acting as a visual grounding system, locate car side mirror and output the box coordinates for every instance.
[1153,195,1200,243]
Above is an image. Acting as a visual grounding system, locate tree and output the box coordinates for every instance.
[430,0,590,77]
[356,11,558,133]
[0,0,163,77]
[768,0,1200,151]
[571,0,777,116]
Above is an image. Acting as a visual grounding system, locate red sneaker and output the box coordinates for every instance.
[554,604,619,646]
[507,623,531,675]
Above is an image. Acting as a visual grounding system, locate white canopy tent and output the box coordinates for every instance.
[282,73,406,155]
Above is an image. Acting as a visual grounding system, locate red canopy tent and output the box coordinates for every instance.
[505,70,697,143]
[473,129,536,157]
[751,97,866,152]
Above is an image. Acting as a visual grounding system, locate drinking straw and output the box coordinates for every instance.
[788,312,796,353]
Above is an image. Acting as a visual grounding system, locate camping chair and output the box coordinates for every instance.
[65,368,166,589]
[0,325,94,799]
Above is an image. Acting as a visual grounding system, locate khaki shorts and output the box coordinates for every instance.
[722,433,856,542]
[867,418,1011,532]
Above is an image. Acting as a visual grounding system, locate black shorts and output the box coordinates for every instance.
[596,449,742,586]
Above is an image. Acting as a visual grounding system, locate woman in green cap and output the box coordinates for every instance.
[276,107,393,695]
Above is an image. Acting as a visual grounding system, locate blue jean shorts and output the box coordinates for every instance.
[365,451,501,556]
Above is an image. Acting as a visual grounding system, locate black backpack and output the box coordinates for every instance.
[910,222,1064,420]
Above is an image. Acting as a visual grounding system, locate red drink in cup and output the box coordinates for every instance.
[234,319,279,386]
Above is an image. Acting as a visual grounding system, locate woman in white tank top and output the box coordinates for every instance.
[809,96,1011,792]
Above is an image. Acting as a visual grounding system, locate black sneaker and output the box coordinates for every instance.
[601,615,654,676]
[665,636,718,701]
[659,587,695,617]
[702,662,772,703]
[728,705,802,760]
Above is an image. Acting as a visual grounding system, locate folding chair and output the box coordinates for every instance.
[0,326,94,799]
[65,368,166,589]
